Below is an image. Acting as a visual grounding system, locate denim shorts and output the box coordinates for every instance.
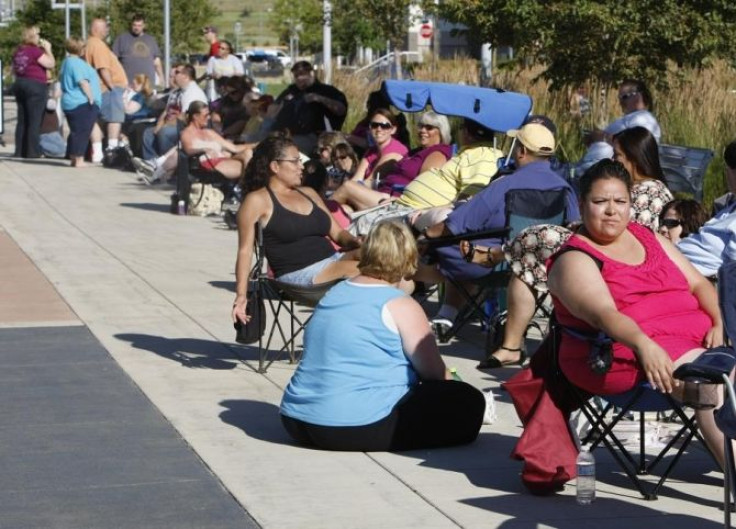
[277,253,343,286]
[101,86,125,123]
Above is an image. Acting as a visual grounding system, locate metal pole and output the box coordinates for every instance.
[64,0,70,39]
[163,0,170,88]
[81,3,86,40]
[322,0,331,83]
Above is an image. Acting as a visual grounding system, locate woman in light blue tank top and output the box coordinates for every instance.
[280,221,485,452]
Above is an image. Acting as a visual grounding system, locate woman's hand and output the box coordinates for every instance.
[636,342,677,393]
[703,323,724,349]
[232,295,249,324]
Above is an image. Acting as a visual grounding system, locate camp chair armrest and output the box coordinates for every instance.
[673,346,736,384]
[419,227,510,248]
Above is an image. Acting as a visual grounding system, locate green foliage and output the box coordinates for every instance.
[439,0,736,90]
[269,0,421,59]
[107,0,219,54]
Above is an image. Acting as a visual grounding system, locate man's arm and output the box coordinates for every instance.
[304,92,346,116]
[153,57,164,88]
[98,68,114,91]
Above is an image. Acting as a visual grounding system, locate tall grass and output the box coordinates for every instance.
[332,58,736,207]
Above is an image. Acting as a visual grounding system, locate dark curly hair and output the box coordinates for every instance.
[241,134,297,193]
[579,159,633,200]
[660,199,708,238]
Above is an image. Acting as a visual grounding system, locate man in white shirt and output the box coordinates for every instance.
[134,63,206,181]
[576,79,662,173]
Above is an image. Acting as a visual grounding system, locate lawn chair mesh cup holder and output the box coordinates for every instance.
[246,222,343,373]
[424,187,570,349]
[674,261,736,526]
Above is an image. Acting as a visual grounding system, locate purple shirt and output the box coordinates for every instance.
[377,144,453,193]
[364,137,408,180]
[12,45,47,83]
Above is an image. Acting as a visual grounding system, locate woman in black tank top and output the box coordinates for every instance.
[232,136,363,327]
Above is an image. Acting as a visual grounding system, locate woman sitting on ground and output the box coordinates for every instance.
[547,159,727,466]
[470,124,674,370]
[331,111,452,212]
[658,198,709,245]
[231,136,363,325]
[348,108,408,186]
[280,220,485,452]
[180,100,252,181]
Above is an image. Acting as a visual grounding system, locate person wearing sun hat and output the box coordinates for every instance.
[417,121,580,332]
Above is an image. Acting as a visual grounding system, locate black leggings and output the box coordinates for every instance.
[281,380,485,452]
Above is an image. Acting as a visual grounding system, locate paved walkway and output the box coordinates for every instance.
[0,149,726,528]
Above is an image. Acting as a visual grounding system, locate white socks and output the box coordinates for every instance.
[91,142,103,162]
[107,138,119,149]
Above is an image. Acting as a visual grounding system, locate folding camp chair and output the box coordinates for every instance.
[675,261,736,526]
[430,187,570,344]
[658,144,714,202]
[171,147,236,215]
[556,313,722,500]
[252,223,342,373]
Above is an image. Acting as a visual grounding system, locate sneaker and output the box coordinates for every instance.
[131,157,155,177]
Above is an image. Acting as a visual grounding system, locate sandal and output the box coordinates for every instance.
[476,346,526,370]
[459,241,503,267]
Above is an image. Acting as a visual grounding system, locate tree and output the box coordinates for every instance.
[269,0,384,60]
[439,0,736,90]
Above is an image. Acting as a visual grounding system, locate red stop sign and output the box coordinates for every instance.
[420,24,433,39]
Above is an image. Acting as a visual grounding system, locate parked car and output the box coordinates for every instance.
[242,51,284,77]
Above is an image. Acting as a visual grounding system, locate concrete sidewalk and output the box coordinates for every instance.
[0,151,726,528]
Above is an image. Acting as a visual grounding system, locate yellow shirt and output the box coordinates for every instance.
[84,36,128,91]
[397,144,503,209]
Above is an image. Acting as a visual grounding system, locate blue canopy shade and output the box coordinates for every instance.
[382,80,532,133]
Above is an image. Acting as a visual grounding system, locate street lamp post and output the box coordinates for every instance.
[234,21,242,52]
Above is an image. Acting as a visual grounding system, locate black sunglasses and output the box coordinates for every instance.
[369,121,393,130]
[618,91,639,101]
[661,218,682,229]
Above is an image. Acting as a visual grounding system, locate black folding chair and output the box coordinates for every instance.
[430,187,570,344]
[172,148,235,215]
[253,223,342,373]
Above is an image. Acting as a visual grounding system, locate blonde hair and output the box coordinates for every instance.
[22,26,39,45]
[65,37,85,56]
[358,221,418,283]
[133,73,153,97]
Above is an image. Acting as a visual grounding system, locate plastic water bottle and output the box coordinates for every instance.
[449,368,462,381]
[576,448,596,505]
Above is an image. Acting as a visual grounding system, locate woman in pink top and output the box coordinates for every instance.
[547,159,726,466]
[350,108,408,185]
[11,26,55,158]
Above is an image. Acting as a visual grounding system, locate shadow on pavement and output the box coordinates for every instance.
[119,202,172,213]
[209,280,236,293]
[219,399,295,445]
[116,333,239,369]
[460,494,723,528]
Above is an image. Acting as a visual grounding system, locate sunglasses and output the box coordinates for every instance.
[661,218,682,229]
[334,155,351,161]
[418,124,437,131]
[618,91,639,101]
[369,121,393,130]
